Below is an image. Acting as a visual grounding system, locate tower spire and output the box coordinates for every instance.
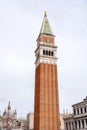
[8,101,11,110]
[39,12,53,35]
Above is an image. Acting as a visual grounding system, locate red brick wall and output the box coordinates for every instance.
[34,63,60,130]
[40,35,54,43]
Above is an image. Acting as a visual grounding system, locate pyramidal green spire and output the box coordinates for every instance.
[40,12,53,35]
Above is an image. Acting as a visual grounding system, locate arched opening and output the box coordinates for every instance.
[77,109,79,115]
[74,109,76,115]
[43,50,45,55]
[46,50,48,55]
[66,123,68,130]
[75,121,77,129]
[84,107,86,113]
[78,120,80,129]
[51,51,54,56]
[81,108,83,114]
[82,120,84,128]
[86,119,87,124]
[49,51,51,56]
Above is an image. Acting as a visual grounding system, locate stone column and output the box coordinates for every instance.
[40,48,43,56]
[80,120,83,129]
[68,123,70,130]
[83,107,84,113]
[67,123,69,130]
[71,122,73,130]
[69,122,71,130]
[72,122,74,130]
[76,109,77,115]
[84,119,87,129]
[73,121,75,130]
[77,120,79,129]
[79,107,81,114]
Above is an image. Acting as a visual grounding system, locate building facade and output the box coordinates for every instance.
[34,12,60,130]
[64,97,87,130]
[27,113,34,130]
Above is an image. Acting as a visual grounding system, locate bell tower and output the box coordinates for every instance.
[34,12,60,130]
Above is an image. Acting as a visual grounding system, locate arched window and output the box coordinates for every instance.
[43,50,45,55]
[46,50,48,55]
[49,51,51,56]
[51,51,54,56]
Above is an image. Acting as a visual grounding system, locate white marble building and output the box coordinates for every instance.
[64,97,87,130]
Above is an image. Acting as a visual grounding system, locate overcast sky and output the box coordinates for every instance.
[0,0,87,118]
